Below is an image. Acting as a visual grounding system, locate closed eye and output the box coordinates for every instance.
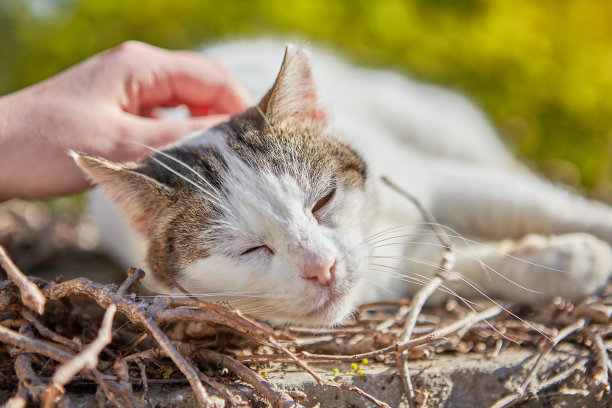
[241,245,273,256]
[312,189,336,214]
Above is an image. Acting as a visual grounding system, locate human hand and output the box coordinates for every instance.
[0,41,250,201]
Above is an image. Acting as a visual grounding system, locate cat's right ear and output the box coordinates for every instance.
[257,45,327,126]
[71,151,173,236]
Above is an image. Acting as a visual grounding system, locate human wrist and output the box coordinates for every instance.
[0,91,23,201]
[0,85,65,201]
[0,91,16,145]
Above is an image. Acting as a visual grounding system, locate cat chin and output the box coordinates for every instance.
[265,309,354,327]
[262,292,358,327]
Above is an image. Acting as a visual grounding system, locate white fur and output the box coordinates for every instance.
[91,39,612,325]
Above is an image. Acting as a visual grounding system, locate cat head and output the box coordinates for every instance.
[73,45,375,326]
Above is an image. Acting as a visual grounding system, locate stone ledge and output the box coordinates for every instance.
[3,346,590,407]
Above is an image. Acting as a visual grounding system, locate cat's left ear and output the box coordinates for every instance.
[258,45,327,125]
[71,151,173,236]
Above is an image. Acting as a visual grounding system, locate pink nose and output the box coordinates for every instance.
[303,260,336,286]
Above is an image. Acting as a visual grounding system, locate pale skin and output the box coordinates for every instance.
[0,41,250,201]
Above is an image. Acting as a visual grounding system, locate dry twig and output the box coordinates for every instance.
[382,175,456,408]
[199,349,298,408]
[536,357,589,392]
[14,326,47,404]
[574,383,608,408]
[489,318,588,408]
[586,327,612,386]
[21,310,80,352]
[154,264,198,301]
[0,324,75,363]
[128,299,216,407]
[0,245,45,314]
[238,334,441,362]
[41,268,144,407]
[434,305,504,344]
[519,318,586,394]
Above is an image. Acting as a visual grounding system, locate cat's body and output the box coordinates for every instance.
[78,40,612,326]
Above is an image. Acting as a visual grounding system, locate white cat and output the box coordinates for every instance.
[76,39,612,326]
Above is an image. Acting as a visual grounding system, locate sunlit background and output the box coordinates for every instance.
[1,0,611,200]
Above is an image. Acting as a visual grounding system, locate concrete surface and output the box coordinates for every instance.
[1,346,592,408]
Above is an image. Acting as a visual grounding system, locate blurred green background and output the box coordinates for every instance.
[1,0,611,199]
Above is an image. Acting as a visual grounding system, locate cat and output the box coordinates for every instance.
[73,39,612,327]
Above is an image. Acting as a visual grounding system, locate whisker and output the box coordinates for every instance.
[368,263,478,306]
[362,226,430,246]
[367,266,529,342]
[339,226,424,262]
[371,238,557,294]
[147,156,233,214]
[139,293,273,299]
[368,248,546,296]
[366,222,574,295]
[138,279,274,298]
[129,142,232,214]
[358,223,421,245]
[130,142,226,201]
[368,223,571,275]
[369,254,550,340]
[361,274,398,297]
[403,225,500,286]
[238,304,284,317]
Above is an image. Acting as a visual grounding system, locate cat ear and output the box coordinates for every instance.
[258,45,326,125]
[71,151,173,236]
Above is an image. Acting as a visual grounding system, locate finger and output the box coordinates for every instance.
[189,105,215,116]
[142,101,223,118]
[134,48,252,116]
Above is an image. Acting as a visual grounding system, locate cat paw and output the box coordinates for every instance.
[504,233,612,301]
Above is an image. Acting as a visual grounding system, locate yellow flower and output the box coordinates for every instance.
[261,371,268,378]
[361,358,369,365]
[350,363,358,371]
[160,365,173,379]
[358,370,365,377]
[332,368,340,376]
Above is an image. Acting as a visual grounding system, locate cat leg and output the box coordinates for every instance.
[393,231,612,305]
[423,161,612,245]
